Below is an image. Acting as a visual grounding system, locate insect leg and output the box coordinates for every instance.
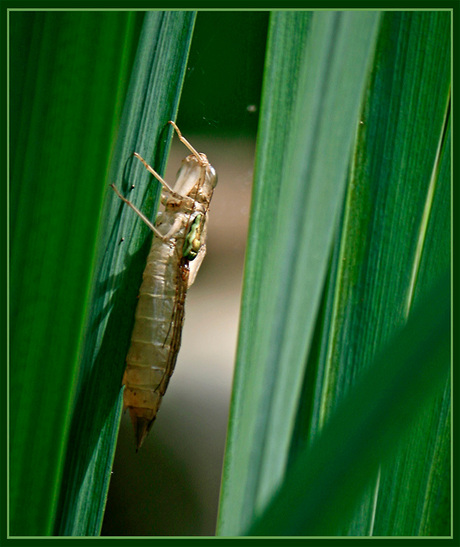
[133,153,195,205]
[110,183,166,240]
[111,183,187,242]
[168,121,209,167]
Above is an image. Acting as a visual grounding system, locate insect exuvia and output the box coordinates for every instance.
[111,121,217,449]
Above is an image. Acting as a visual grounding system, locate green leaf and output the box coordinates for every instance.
[310,12,451,435]
[247,275,450,536]
[372,112,451,537]
[300,12,451,535]
[10,11,141,536]
[10,11,196,536]
[217,11,381,535]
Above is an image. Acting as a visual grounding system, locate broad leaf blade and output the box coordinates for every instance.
[217,11,381,535]
[373,113,451,536]
[301,12,451,535]
[247,275,450,536]
[9,12,141,536]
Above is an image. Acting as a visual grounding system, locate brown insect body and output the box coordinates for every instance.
[112,129,217,449]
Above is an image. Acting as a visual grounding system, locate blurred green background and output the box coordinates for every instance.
[176,11,268,135]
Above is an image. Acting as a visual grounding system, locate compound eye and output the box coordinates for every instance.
[208,166,218,188]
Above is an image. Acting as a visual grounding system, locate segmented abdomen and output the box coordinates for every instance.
[122,211,190,442]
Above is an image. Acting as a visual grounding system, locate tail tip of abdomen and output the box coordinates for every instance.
[127,407,157,450]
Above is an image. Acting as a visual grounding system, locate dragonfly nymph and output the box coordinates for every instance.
[111,121,217,449]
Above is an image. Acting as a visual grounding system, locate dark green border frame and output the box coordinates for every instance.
[2,2,458,546]
[0,1,459,8]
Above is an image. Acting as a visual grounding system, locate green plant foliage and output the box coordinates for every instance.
[372,115,451,537]
[9,11,140,536]
[218,10,450,537]
[303,12,451,536]
[309,11,450,437]
[247,276,450,536]
[9,11,196,536]
[217,11,381,535]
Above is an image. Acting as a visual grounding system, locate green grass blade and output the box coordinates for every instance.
[217,12,312,534]
[247,275,450,536]
[217,11,381,536]
[413,118,451,537]
[372,111,451,536]
[298,12,451,535]
[311,11,451,433]
[9,12,141,536]
[55,12,196,536]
